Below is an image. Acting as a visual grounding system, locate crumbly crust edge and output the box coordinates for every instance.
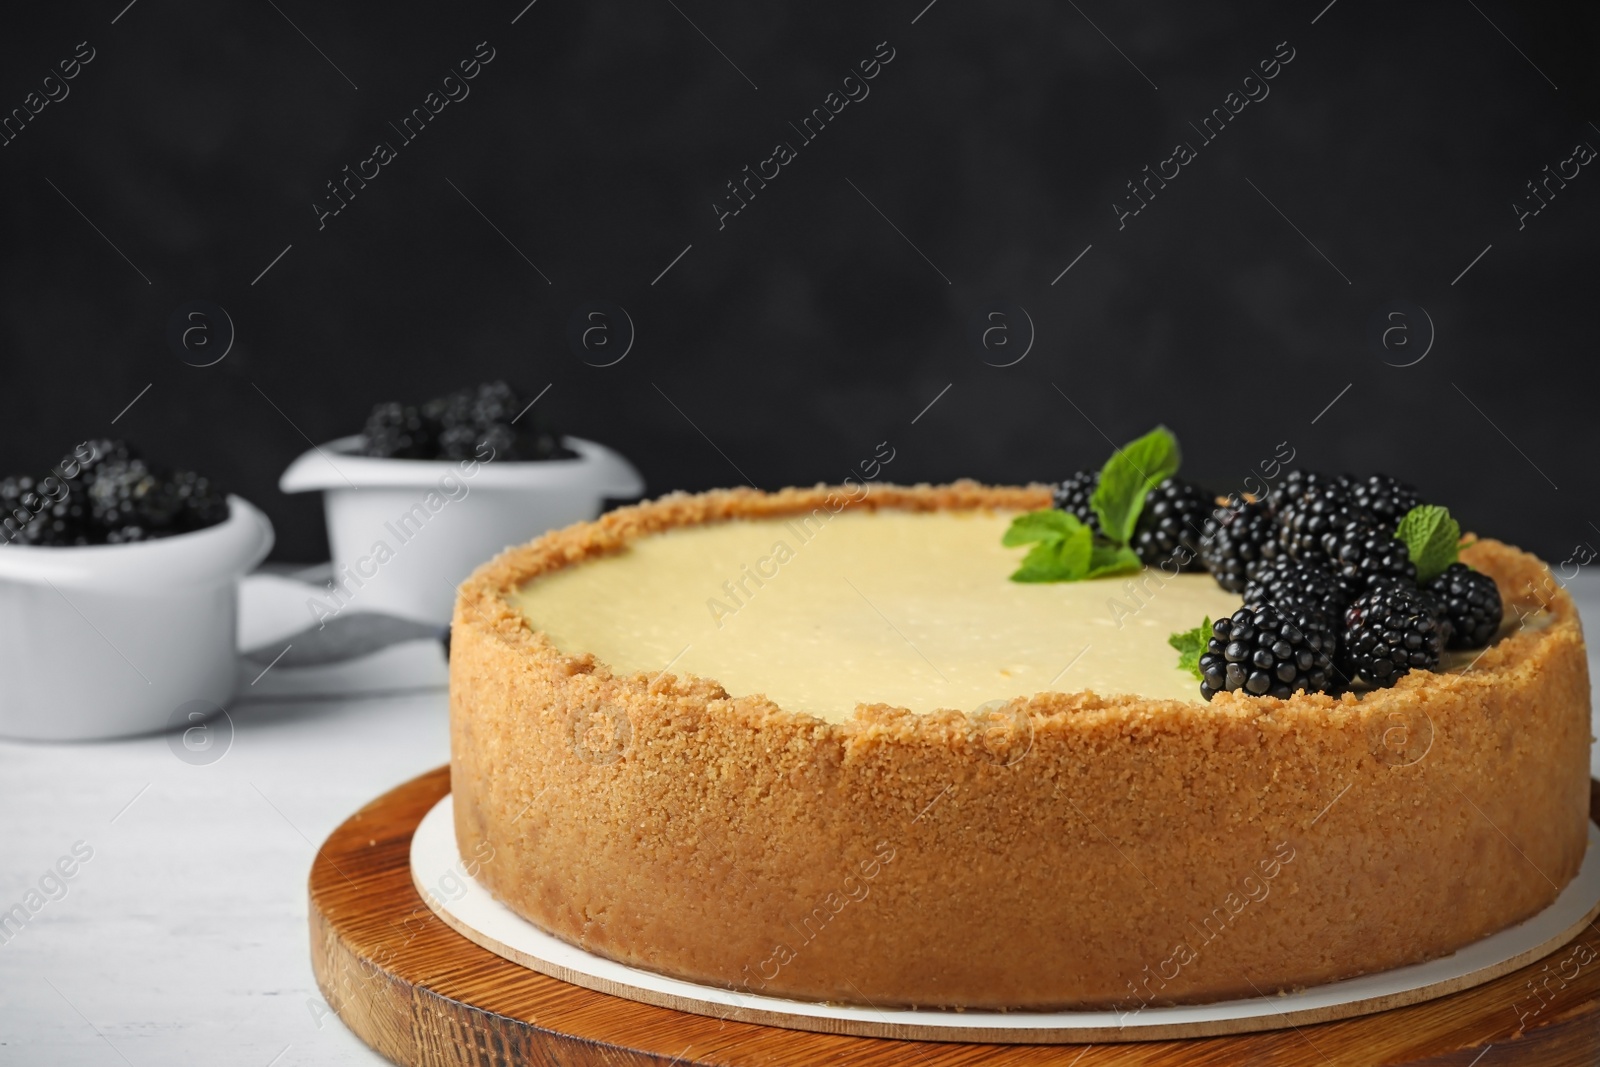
[452,480,1584,737]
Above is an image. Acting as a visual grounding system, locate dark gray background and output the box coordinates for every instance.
[0,0,1594,562]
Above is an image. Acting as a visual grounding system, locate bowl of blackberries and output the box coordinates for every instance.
[280,381,643,624]
[0,439,274,741]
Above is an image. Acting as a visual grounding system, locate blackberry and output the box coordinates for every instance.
[383,381,576,462]
[1243,557,1352,628]
[362,402,432,459]
[170,469,229,530]
[1276,485,1360,563]
[1265,469,1333,517]
[24,486,95,546]
[0,475,42,544]
[1051,470,1100,533]
[435,421,485,461]
[1197,602,1337,700]
[1199,495,1280,592]
[1341,473,1423,525]
[473,422,519,460]
[422,386,475,440]
[69,438,138,481]
[1325,518,1416,592]
[515,428,572,462]
[1,444,226,546]
[1362,573,1454,649]
[1132,477,1211,572]
[88,459,187,532]
[1342,585,1445,687]
[1425,563,1503,649]
[468,379,523,426]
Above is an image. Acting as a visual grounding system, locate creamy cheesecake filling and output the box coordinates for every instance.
[511,509,1244,721]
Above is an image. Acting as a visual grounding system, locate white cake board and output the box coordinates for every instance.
[410,794,1600,1043]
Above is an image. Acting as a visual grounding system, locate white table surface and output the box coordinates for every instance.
[4,573,1599,1066]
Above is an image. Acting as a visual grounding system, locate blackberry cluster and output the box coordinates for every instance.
[1226,469,1503,691]
[1051,470,1099,533]
[1132,477,1211,572]
[1,441,227,546]
[1047,454,1503,697]
[1198,495,1279,592]
[361,381,573,462]
[1198,603,1337,700]
[1342,585,1445,687]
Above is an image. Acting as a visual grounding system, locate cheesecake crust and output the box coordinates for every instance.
[450,482,1592,1009]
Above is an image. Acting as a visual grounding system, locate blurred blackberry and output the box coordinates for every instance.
[1198,602,1337,700]
[24,484,95,545]
[474,423,519,460]
[1342,584,1445,687]
[421,386,475,435]
[170,469,229,530]
[1276,484,1359,562]
[1199,495,1279,592]
[74,439,137,479]
[435,421,485,460]
[519,428,574,461]
[1133,477,1211,571]
[87,459,186,533]
[1340,473,1423,525]
[1051,470,1101,533]
[1243,557,1352,627]
[0,475,41,544]
[1425,563,1503,649]
[470,380,522,426]
[420,381,573,461]
[1265,469,1333,517]
[362,402,432,459]
[1326,518,1416,591]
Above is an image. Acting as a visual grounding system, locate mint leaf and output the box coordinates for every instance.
[1009,522,1093,582]
[1002,509,1084,547]
[1091,426,1182,545]
[1168,617,1212,680]
[1086,543,1142,578]
[1396,505,1461,583]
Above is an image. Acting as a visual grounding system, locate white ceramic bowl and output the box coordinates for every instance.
[279,435,644,625]
[0,497,275,741]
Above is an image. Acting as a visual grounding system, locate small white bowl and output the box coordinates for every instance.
[279,435,644,625]
[0,497,275,741]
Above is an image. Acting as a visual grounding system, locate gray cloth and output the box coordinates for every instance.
[241,612,444,667]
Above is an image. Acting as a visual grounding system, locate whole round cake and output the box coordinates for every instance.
[449,479,1590,1010]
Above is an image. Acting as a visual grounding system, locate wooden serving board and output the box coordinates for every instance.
[310,768,1600,1066]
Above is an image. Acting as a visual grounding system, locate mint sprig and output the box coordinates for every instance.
[1005,512,1093,582]
[1090,426,1181,544]
[1088,543,1142,578]
[1168,618,1211,680]
[1002,425,1182,582]
[1000,510,1081,548]
[1396,505,1461,583]
[1001,511,1146,582]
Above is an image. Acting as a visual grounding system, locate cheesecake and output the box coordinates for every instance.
[448,482,1591,1009]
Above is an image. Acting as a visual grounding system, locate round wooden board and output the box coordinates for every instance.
[311,768,1600,1066]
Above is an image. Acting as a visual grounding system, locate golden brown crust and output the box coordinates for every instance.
[449,483,1592,1009]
